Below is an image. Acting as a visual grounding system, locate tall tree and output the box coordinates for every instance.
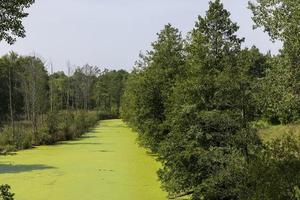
[18,56,49,139]
[158,1,259,199]
[121,24,185,151]
[249,0,300,120]
[0,53,20,137]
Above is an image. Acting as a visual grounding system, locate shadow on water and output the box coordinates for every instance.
[65,135,98,142]
[80,135,98,139]
[0,152,17,156]
[95,150,114,153]
[57,142,102,146]
[0,164,55,174]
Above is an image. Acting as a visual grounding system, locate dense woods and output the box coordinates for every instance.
[0,53,128,152]
[121,0,300,199]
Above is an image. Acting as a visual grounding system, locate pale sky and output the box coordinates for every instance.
[0,0,282,72]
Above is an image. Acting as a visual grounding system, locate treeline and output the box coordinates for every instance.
[121,1,300,199]
[0,53,128,153]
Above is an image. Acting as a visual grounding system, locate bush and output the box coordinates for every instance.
[86,111,98,128]
[239,135,300,200]
[0,110,100,153]
[59,111,75,140]
[0,184,14,200]
[0,127,14,153]
[0,123,33,153]
[45,112,60,136]
[14,127,33,150]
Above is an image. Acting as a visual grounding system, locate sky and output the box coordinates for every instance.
[0,0,282,72]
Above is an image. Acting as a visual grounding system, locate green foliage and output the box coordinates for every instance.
[121,24,185,151]
[0,51,127,152]
[249,0,300,65]
[240,135,300,200]
[0,122,33,153]
[253,56,298,124]
[249,0,300,96]
[95,69,128,116]
[196,0,244,59]
[0,53,25,122]
[0,111,99,151]
[155,3,257,199]
[0,0,35,44]
[121,0,300,199]
[43,111,98,143]
[0,185,14,200]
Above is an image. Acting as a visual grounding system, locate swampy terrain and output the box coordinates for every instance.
[0,120,167,200]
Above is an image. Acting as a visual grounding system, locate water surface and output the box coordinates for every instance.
[0,119,167,200]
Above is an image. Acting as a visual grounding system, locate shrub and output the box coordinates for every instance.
[0,123,33,152]
[13,127,33,150]
[0,110,100,153]
[0,127,14,153]
[239,135,300,200]
[59,111,75,141]
[0,184,14,200]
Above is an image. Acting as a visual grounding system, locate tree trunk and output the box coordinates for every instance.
[8,64,15,139]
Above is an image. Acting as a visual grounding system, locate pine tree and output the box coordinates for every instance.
[159,1,260,199]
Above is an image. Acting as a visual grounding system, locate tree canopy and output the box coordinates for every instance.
[121,0,300,199]
[0,0,35,44]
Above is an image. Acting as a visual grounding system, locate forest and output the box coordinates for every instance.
[0,53,128,151]
[1,0,300,200]
[121,0,300,199]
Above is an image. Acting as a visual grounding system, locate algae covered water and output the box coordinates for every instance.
[0,120,167,200]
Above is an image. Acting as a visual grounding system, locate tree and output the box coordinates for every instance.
[249,0,300,123]
[70,65,99,110]
[158,1,260,199]
[49,71,68,111]
[0,53,24,127]
[0,0,35,44]
[121,24,186,151]
[96,69,128,115]
[253,55,298,124]
[18,56,49,139]
[2,53,18,137]
[81,64,100,110]
[249,0,300,81]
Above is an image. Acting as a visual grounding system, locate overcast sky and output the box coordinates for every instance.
[0,0,282,72]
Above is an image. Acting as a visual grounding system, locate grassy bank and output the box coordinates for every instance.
[258,122,300,142]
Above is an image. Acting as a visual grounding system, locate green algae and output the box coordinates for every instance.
[0,120,167,200]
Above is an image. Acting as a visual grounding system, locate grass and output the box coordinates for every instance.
[259,122,300,142]
[0,119,167,200]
